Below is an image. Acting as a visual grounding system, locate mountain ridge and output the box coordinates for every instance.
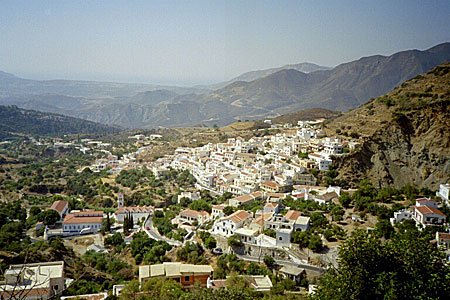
[0,42,449,128]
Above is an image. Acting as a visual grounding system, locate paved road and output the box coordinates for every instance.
[143,217,181,246]
[235,253,326,273]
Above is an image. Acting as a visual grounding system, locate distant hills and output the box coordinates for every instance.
[0,105,120,138]
[0,42,449,128]
[328,63,450,190]
[199,62,331,90]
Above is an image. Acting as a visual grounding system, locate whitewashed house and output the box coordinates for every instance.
[437,183,450,206]
[212,210,252,236]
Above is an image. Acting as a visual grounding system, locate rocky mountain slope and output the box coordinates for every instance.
[328,63,450,190]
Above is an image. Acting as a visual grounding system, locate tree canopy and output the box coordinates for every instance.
[312,230,450,300]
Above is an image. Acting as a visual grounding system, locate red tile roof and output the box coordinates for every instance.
[438,232,450,240]
[262,181,280,188]
[50,200,68,215]
[415,206,446,217]
[225,210,251,223]
[285,210,301,221]
[63,211,103,225]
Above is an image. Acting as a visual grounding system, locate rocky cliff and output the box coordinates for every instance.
[329,63,450,190]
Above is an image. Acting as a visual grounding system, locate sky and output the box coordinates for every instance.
[0,0,449,86]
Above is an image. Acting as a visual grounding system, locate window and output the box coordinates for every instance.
[185,276,190,281]
[279,237,282,240]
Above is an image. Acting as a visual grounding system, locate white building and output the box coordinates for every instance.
[437,183,450,206]
[174,209,209,226]
[177,191,201,204]
[212,204,225,219]
[0,261,66,300]
[213,210,252,236]
[62,210,104,233]
[114,206,154,224]
[390,209,412,226]
[413,205,446,228]
[308,153,332,171]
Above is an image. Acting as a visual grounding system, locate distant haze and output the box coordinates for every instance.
[1,0,449,85]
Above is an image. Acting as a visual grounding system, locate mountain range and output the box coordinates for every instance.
[0,42,449,128]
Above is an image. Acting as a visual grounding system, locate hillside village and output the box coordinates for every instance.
[2,109,448,300]
[0,8,449,296]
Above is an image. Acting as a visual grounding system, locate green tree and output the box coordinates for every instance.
[38,209,60,225]
[204,236,217,249]
[223,206,234,216]
[312,230,450,300]
[308,235,323,252]
[227,234,242,248]
[263,255,275,269]
[375,219,394,239]
[338,192,352,208]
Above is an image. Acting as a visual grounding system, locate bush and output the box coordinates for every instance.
[227,234,242,248]
[263,255,275,269]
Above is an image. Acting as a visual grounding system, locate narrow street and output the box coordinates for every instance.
[143,216,181,247]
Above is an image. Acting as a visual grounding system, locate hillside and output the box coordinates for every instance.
[0,105,120,138]
[220,108,339,132]
[328,63,450,190]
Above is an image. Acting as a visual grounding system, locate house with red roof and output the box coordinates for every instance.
[212,210,252,236]
[49,200,69,221]
[436,232,450,250]
[174,209,209,226]
[413,204,446,228]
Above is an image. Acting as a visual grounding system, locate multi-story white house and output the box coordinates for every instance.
[212,204,225,219]
[265,210,310,246]
[212,210,252,236]
[308,153,332,171]
[265,215,295,246]
[177,191,201,204]
[285,210,310,232]
[437,183,450,206]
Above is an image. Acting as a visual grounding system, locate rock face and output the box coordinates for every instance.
[331,63,450,190]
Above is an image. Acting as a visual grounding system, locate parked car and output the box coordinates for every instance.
[212,247,223,255]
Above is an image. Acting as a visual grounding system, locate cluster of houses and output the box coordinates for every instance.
[0,259,305,300]
[390,191,450,257]
[80,120,359,197]
[149,122,356,199]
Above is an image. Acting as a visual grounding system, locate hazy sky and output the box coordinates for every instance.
[1,0,449,86]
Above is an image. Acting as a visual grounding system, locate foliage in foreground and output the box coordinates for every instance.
[312,229,450,300]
